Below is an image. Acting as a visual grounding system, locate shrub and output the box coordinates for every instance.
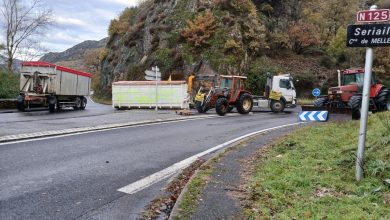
[245,56,283,95]
[181,10,216,50]
[108,7,137,36]
[0,70,19,99]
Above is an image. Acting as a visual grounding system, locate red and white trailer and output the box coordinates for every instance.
[17,61,92,112]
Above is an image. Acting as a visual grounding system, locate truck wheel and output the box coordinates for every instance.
[73,97,81,110]
[216,97,228,116]
[375,88,390,111]
[348,95,362,120]
[80,97,87,110]
[314,96,328,107]
[270,100,285,113]
[48,96,57,113]
[16,95,25,112]
[236,93,253,114]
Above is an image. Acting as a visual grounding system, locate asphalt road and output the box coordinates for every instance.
[0,109,300,220]
[0,98,190,137]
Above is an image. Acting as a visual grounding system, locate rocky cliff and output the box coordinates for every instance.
[99,0,267,96]
[98,0,390,97]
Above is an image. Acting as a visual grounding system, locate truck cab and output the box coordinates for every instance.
[253,74,297,113]
[271,74,297,106]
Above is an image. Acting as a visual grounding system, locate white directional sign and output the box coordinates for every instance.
[145,76,161,81]
[298,111,328,122]
[145,70,161,78]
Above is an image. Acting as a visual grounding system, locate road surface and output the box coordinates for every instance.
[0,107,300,219]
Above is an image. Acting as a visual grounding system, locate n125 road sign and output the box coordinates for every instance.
[357,9,390,22]
[347,24,390,47]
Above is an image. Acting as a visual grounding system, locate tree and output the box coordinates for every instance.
[181,10,216,49]
[0,0,52,71]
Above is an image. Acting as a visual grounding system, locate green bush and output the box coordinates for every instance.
[246,56,283,95]
[0,70,19,99]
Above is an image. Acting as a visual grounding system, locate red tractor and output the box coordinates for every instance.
[194,75,253,116]
[313,68,389,119]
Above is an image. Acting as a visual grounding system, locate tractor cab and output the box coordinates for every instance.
[342,69,377,91]
[219,75,247,103]
[328,69,378,103]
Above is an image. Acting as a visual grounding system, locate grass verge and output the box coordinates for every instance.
[245,112,390,219]
[297,98,315,106]
[173,164,213,220]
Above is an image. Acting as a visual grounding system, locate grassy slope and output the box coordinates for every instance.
[246,112,390,219]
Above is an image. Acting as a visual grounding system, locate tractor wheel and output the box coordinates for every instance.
[270,100,285,113]
[227,106,234,113]
[195,101,207,113]
[80,97,87,110]
[348,95,362,120]
[216,97,229,116]
[314,96,328,107]
[236,93,253,114]
[73,97,81,110]
[375,88,390,111]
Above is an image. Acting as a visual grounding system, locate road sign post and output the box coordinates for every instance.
[349,5,380,181]
[145,67,161,111]
[152,66,160,111]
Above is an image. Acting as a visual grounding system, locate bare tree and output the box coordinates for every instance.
[0,0,52,71]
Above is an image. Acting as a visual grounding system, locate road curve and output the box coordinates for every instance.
[0,110,300,220]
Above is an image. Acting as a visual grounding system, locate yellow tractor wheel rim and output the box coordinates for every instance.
[243,98,251,110]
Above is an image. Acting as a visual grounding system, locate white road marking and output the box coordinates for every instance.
[0,114,239,146]
[117,122,304,195]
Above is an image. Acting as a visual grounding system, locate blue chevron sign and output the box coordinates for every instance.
[299,111,328,122]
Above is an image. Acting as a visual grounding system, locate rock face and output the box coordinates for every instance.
[40,38,108,71]
[99,0,266,96]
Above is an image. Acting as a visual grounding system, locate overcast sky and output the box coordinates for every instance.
[43,0,138,52]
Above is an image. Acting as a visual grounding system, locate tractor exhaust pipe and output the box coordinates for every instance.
[337,70,341,87]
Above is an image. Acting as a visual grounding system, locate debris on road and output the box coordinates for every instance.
[142,159,205,220]
[175,109,194,116]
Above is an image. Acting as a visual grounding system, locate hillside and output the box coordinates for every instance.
[39,38,108,72]
[96,0,390,97]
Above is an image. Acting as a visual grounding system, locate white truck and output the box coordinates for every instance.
[17,61,92,112]
[252,73,297,112]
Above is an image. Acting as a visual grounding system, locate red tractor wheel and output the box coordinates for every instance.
[375,88,390,111]
[348,95,362,120]
[216,97,228,116]
[236,93,253,114]
[314,96,328,107]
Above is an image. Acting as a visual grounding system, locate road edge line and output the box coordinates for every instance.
[117,122,304,195]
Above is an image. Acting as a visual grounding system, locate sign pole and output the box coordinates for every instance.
[155,66,158,111]
[356,5,377,181]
